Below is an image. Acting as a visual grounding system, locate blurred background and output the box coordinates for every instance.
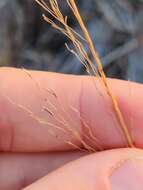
[0,0,143,82]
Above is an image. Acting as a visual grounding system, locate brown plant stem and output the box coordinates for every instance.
[35,0,134,148]
[67,0,134,147]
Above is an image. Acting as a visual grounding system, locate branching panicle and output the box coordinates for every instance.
[35,0,134,147]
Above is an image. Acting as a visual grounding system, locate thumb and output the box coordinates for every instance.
[24,148,143,190]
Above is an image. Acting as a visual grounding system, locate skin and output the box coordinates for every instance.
[0,67,143,189]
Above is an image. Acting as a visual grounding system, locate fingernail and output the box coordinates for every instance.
[110,158,143,190]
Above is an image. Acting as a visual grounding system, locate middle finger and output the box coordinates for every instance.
[0,151,85,190]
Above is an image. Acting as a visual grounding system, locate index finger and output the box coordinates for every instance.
[0,67,142,152]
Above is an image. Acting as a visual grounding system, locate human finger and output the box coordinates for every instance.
[24,148,143,190]
[0,151,84,190]
[0,68,143,152]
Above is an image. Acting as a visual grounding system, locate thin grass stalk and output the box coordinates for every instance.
[35,0,134,148]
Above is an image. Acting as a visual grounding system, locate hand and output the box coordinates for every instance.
[0,68,143,190]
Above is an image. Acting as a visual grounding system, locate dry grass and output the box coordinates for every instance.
[20,69,99,152]
[34,0,135,149]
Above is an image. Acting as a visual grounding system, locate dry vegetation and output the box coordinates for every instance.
[0,0,143,79]
[34,0,134,148]
[1,0,143,151]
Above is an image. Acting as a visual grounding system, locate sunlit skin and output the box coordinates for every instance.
[0,68,143,189]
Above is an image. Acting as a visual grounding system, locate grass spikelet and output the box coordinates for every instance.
[21,69,97,152]
[35,0,134,148]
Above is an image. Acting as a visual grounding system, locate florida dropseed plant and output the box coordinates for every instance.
[34,0,134,150]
